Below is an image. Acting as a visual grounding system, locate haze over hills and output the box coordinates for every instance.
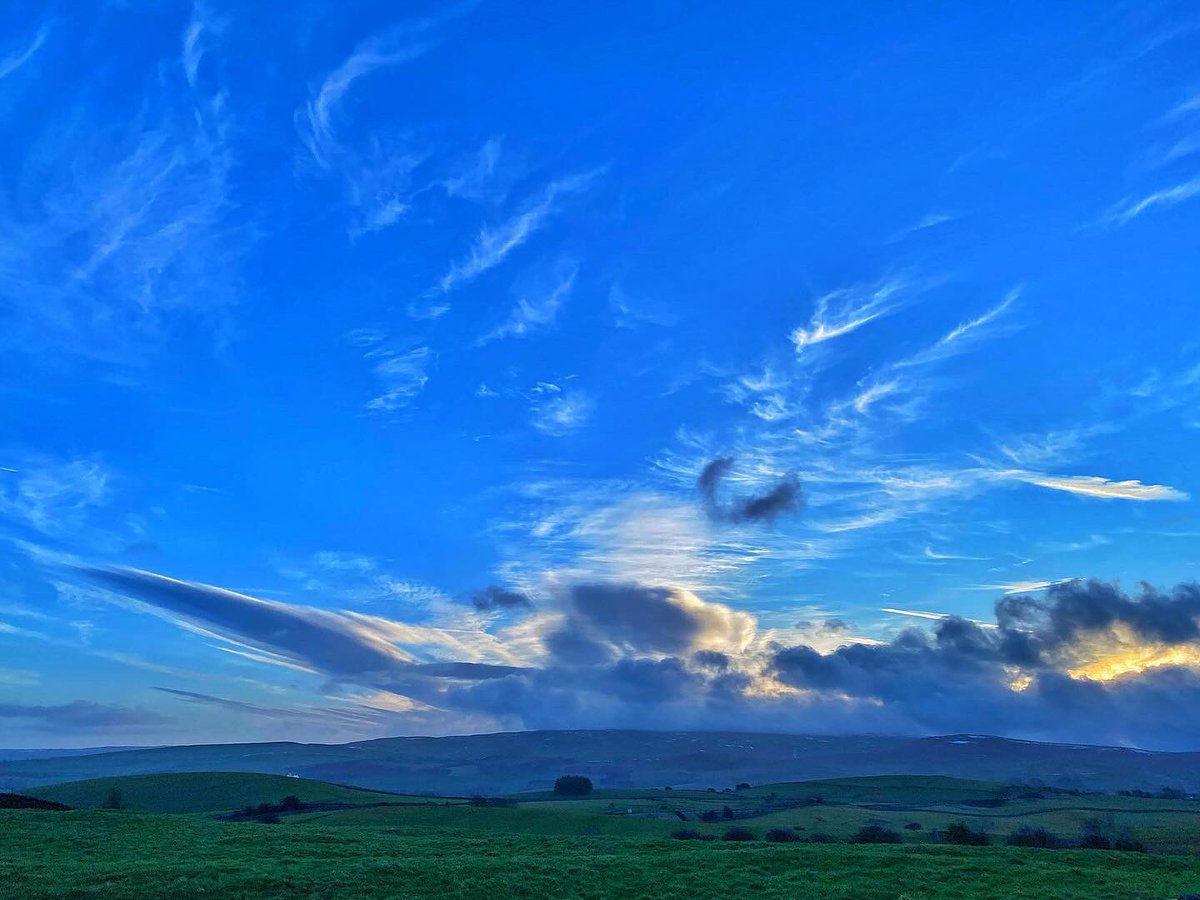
[2,730,1197,796]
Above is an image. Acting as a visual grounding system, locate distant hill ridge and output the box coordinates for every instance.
[2,730,1197,795]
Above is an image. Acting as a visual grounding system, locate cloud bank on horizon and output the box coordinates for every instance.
[2,0,1200,750]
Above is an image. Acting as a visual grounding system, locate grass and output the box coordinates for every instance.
[3,809,1200,899]
[27,772,428,814]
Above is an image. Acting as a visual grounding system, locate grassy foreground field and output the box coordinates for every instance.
[4,809,1200,900]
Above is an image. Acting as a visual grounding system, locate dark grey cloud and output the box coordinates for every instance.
[697,456,802,524]
[996,579,1200,648]
[0,700,169,729]
[80,565,412,678]
[692,649,731,671]
[544,583,752,666]
[471,585,533,612]
[73,566,523,692]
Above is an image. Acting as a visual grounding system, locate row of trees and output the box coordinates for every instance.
[672,820,1148,850]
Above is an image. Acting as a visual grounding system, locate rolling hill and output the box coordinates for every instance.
[25,772,421,814]
[2,730,1198,796]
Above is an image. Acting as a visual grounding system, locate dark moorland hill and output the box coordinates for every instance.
[2,730,1198,795]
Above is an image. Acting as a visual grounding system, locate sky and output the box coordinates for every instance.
[3,1,1200,750]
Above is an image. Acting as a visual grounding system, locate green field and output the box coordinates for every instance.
[4,809,1200,899]
[26,772,432,813]
[6,772,1200,898]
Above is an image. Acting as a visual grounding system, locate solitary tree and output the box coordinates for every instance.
[553,775,593,796]
[104,788,123,810]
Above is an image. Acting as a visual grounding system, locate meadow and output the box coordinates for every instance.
[5,772,1200,898]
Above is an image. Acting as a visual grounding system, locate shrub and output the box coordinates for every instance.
[104,788,123,810]
[722,827,757,842]
[852,825,901,844]
[765,827,800,843]
[904,822,922,831]
[671,829,716,841]
[279,796,303,812]
[943,822,990,846]
[736,782,751,791]
[1079,833,1112,850]
[1114,838,1147,853]
[700,809,721,823]
[258,813,280,824]
[1007,827,1062,849]
[808,832,837,844]
[722,805,734,820]
[553,775,593,796]
[469,795,489,807]
[674,810,687,821]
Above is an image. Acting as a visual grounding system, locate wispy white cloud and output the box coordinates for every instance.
[977,578,1074,594]
[790,274,912,352]
[0,459,111,536]
[1102,176,1200,226]
[296,26,429,234]
[895,289,1019,369]
[443,137,507,202]
[882,607,996,627]
[295,5,481,235]
[531,390,594,436]
[1005,471,1188,502]
[0,14,238,367]
[923,546,985,561]
[0,23,49,81]
[430,169,601,303]
[347,329,433,413]
[885,211,958,243]
[477,261,577,345]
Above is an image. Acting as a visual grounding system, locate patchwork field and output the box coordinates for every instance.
[6,772,1200,898]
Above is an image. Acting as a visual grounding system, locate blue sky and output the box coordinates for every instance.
[3,1,1200,748]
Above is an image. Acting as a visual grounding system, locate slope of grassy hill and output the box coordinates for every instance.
[27,772,424,814]
[4,730,1200,795]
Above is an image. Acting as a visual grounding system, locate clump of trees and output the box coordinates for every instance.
[851,825,902,844]
[1007,827,1063,849]
[553,775,593,796]
[722,827,756,841]
[765,827,800,843]
[670,829,717,841]
[236,795,306,823]
[943,822,990,846]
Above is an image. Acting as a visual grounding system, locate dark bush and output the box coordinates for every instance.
[736,782,751,791]
[674,810,687,821]
[808,832,837,844]
[852,825,901,844]
[722,805,734,820]
[722,827,757,842]
[104,788,123,810]
[944,822,990,846]
[1079,833,1112,850]
[553,775,593,796]
[700,809,721,823]
[279,796,303,812]
[258,813,281,824]
[1007,827,1062,849]
[1114,838,1147,853]
[765,827,800,843]
[904,822,922,831]
[671,829,716,841]
[469,795,489,807]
